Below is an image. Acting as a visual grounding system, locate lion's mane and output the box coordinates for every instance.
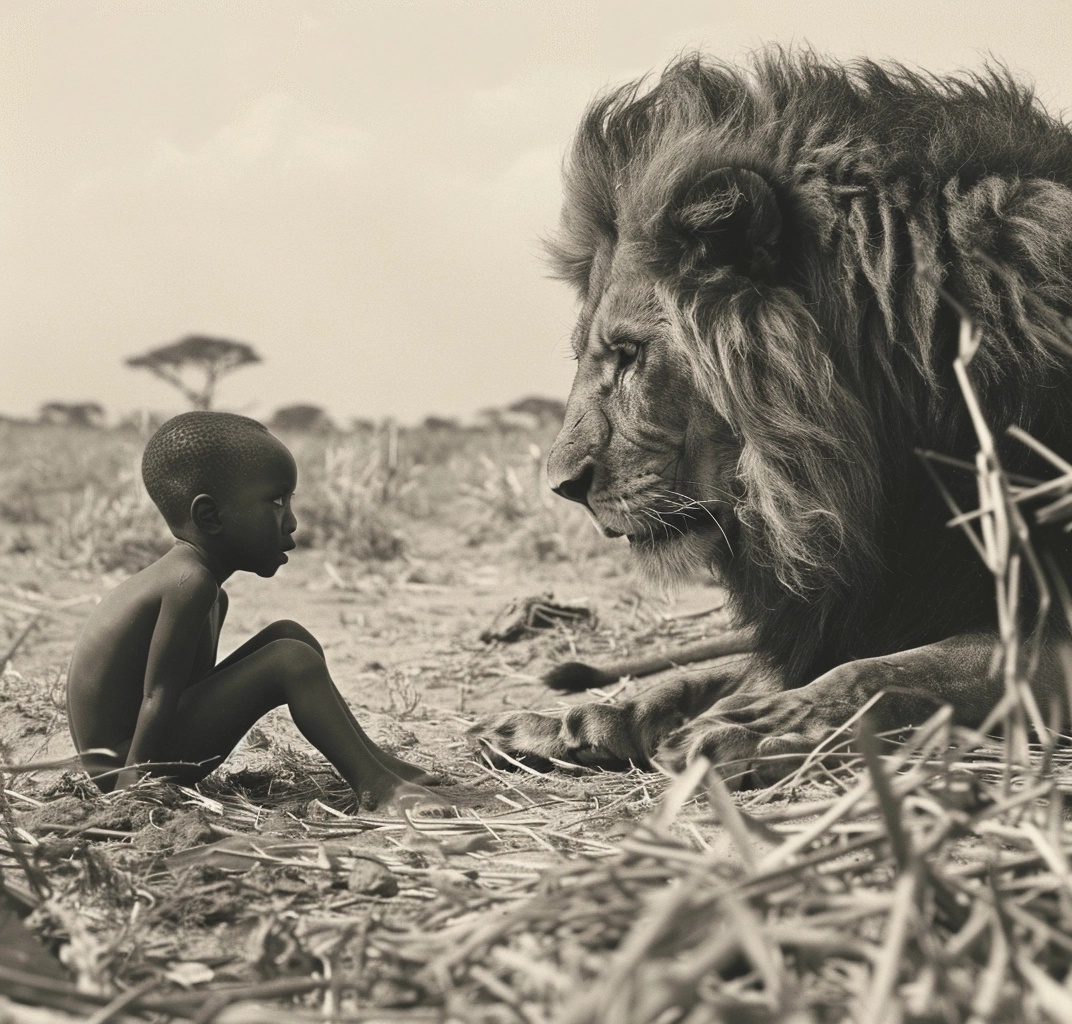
[549,51,1072,685]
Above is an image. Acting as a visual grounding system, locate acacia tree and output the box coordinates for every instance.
[125,335,262,410]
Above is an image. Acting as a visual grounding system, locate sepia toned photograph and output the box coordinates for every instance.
[2,2,1071,1020]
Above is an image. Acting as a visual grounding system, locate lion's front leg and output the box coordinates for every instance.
[470,656,757,772]
[658,632,1013,785]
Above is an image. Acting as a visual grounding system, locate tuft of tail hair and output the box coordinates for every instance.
[541,634,752,691]
[542,661,620,691]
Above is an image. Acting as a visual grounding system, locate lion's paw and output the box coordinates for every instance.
[656,689,827,787]
[469,702,649,772]
[467,711,568,771]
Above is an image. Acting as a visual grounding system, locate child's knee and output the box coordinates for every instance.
[270,637,329,679]
[263,620,324,656]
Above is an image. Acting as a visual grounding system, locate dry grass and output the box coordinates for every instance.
[5,708,1072,1022]
[4,314,1072,1022]
[0,419,615,577]
[0,745,662,1022]
[0,424,170,572]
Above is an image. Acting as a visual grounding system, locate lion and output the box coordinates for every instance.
[470,51,1072,784]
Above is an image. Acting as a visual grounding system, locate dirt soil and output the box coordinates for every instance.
[0,531,733,1019]
[1,531,723,776]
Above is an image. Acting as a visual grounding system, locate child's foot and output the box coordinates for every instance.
[353,772,455,815]
[380,752,453,786]
[391,782,457,816]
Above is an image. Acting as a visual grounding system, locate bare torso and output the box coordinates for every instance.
[64,512,446,808]
[66,545,226,757]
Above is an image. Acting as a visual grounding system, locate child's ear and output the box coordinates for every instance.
[190,494,222,535]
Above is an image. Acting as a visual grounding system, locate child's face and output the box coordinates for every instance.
[214,436,298,577]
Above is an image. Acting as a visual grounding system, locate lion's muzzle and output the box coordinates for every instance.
[549,459,595,507]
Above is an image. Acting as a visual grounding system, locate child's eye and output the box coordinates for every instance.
[272,496,286,507]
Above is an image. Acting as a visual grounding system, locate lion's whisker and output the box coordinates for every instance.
[657,488,732,518]
[651,489,735,557]
[667,484,738,503]
[651,489,725,524]
[641,507,686,537]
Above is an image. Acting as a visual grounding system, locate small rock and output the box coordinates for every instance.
[347,858,398,897]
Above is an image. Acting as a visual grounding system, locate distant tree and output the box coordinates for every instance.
[125,334,261,410]
[39,401,105,428]
[477,406,538,432]
[507,395,566,425]
[270,403,335,433]
[422,414,460,431]
[350,417,376,433]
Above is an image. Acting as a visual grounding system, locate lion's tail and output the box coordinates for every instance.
[541,633,753,691]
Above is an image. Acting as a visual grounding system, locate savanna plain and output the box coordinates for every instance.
[3,417,1072,1024]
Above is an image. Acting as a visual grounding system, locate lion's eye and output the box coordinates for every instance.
[611,336,642,374]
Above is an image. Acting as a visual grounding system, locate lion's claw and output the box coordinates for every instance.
[468,711,565,771]
[656,689,828,787]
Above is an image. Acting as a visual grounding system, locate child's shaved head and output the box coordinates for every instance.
[143,411,274,529]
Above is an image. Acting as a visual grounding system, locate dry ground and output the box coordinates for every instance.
[0,523,728,788]
[0,448,741,1022]
[4,421,1072,1024]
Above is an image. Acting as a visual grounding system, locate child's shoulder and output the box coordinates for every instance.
[128,546,219,604]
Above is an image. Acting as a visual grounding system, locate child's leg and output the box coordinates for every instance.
[212,619,326,670]
[331,690,449,783]
[213,621,442,783]
[158,638,434,809]
[79,740,131,793]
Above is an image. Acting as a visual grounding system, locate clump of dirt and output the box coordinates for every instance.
[479,593,594,643]
[138,807,219,852]
[347,858,398,896]
[19,793,219,853]
[20,794,152,834]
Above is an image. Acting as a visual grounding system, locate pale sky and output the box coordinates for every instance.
[2,0,1070,425]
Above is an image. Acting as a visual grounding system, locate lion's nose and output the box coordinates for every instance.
[551,462,595,507]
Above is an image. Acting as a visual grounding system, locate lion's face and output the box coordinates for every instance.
[547,99,889,596]
[547,251,741,582]
[547,156,791,585]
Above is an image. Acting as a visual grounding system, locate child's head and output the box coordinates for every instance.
[142,412,271,527]
[143,412,298,575]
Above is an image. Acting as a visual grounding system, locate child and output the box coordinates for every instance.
[66,411,444,809]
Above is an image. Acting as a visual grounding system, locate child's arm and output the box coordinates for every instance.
[115,571,219,789]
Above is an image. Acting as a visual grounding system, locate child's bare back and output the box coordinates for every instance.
[67,545,225,788]
[65,412,449,810]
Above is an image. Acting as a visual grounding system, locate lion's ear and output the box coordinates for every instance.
[658,166,782,281]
